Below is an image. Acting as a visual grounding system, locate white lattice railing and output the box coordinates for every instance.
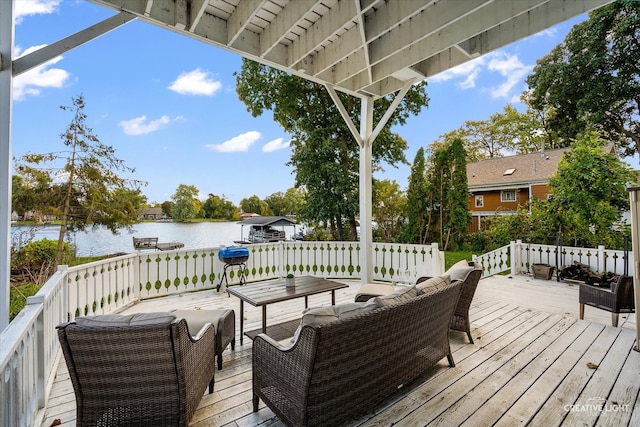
[0,240,443,427]
[473,240,633,278]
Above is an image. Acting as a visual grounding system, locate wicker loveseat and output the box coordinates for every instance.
[252,280,463,427]
[57,312,216,427]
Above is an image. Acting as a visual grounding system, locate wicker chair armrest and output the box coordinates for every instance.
[253,326,317,405]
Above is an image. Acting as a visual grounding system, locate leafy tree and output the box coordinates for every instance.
[526,0,640,161]
[372,179,406,242]
[240,195,268,215]
[202,193,238,220]
[235,59,429,240]
[544,132,634,248]
[265,192,287,216]
[426,139,470,250]
[283,187,305,216]
[434,104,549,160]
[171,184,200,221]
[15,95,145,266]
[402,147,428,244]
[161,200,174,217]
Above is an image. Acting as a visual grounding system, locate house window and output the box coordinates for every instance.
[475,195,484,207]
[501,190,516,202]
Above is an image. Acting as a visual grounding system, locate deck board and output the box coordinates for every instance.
[40,274,638,427]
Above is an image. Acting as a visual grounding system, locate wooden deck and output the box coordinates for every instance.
[42,274,639,426]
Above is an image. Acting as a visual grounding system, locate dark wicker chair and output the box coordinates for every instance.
[579,275,635,327]
[252,281,463,427]
[418,267,482,343]
[57,315,216,427]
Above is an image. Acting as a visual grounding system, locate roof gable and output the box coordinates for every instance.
[467,148,570,189]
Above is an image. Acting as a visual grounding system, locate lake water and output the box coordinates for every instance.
[11,222,298,257]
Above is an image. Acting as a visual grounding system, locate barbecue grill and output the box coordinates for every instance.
[217,246,249,291]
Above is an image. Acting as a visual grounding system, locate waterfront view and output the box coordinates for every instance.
[11,222,298,257]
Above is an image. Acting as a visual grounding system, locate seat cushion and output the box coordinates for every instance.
[416,275,451,295]
[172,309,232,337]
[75,312,176,327]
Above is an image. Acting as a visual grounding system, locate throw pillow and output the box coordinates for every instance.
[416,275,451,295]
[372,285,418,307]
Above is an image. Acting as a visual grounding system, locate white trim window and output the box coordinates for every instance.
[475,195,484,207]
[501,190,516,202]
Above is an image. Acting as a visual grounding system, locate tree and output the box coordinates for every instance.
[426,139,470,250]
[15,95,145,266]
[161,200,174,218]
[372,179,406,242]
[434,104,550,161]
[171,184,199,221]
[202,193,238,220]
[543,132,634,248]
[240,195,268,215]
[235,59,429,240]
[402,147,428,244]
[526,1,640,161]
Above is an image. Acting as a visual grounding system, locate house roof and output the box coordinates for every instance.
[467,148,570,190]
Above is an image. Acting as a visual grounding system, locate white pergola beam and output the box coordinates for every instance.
[259,0,316,58]
[227,0,266,45]
[0,0,14,329]
[188,0,208,32]
[12,11,135,76]
[628,188,640,351]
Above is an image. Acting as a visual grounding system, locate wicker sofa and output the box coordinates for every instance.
[252,280,463,427]
[57,312,216,427]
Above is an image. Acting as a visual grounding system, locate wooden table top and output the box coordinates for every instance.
[227,276,348,307]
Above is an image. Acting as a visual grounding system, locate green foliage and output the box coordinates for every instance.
[402,147,428,244]
[526,1,640,159]
[171,184,200,221]
[202,193,239,220]
[372,179,406,242]
[240,195,269,216]
[14,95,145,266]
[10,282,41,321]
[424,139,470,250]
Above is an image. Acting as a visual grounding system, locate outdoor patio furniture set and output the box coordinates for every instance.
[54,260,517,426]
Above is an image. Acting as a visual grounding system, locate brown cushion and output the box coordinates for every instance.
[416,275,451,295]
[445,260,474,281]
[75,312,175,327]
[172,309,231,337]
[291,301,378,344]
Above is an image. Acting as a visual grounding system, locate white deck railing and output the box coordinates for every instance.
[472,240,633,278]
[0,240,443,427]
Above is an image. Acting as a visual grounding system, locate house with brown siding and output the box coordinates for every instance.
[466,148,569,232]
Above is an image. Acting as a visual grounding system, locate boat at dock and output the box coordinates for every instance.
[234,216,296,244]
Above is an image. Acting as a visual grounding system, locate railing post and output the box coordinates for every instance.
[431,243,444,275]
[278,241,285,277]
[598,245,605,273]
[510,241,517,276]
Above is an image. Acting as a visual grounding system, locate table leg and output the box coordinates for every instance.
[262,306,267,334]
[331,290,336,305]
[239,300,244,345]
[304,296,309,308]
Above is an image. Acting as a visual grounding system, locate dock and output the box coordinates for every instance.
[132,237,184,251]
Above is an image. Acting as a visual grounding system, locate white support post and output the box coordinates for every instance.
[628,187,640,351]
[359,97,374,283]
[0,0,15,331]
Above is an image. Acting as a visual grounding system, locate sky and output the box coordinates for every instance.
[10,0,613,206]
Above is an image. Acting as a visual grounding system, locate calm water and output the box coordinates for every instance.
[11,222,298,257]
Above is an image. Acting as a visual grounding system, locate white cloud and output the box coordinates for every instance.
[119,115,171,135]
[13,45,70,101]
[487,53,532,99]
[206,131,261,153]
[14,0,60,24]
[428,56,486,89]
[262,138,290,152]
[168,68,222,96]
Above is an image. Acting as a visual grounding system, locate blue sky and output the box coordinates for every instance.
[12,0,601,205]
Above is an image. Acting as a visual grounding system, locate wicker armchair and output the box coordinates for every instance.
[415,264,482,343]
[57,313,216,427]
[579,275,635,327]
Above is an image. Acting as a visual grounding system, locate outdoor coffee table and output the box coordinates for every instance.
[227,275,348,344]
